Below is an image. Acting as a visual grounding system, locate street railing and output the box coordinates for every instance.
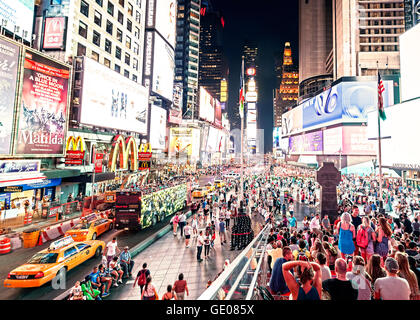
[198,223,270,300]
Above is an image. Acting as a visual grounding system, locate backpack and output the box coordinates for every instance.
[138,269,147,286]
[297,249,308,261]
[356,226,369,249]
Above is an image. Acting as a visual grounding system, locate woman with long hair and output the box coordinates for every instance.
[375,217,392,266]
[310,239,327,261]
[282,260,322,300]
[358,216,376,263]
[336,212,356,259]
[365,254,386,290]
[396,252,420,300]
[323,241,338,271]
[141,276,158,300]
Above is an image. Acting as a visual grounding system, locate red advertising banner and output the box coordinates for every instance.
[65,150,85,165]
[15,50,70,155]
[95,153,104,173]
[138,152,152,161]
[43,17,66,50]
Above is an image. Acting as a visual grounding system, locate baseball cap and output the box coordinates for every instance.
[385,257,399,273]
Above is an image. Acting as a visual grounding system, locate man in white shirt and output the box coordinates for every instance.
[105,237,120,266]
[310,213,323,238]
[374,257,410,300]
[196,231,204,262]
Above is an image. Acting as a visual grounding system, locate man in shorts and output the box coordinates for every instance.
[184,222,192,248]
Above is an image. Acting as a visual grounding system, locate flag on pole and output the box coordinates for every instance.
[239,58,245,118]
[378,72,386,121]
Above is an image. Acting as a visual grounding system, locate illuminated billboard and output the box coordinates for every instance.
[42,17,67,50]
[149,106,167,150]
[15,49,70,156]
[79,57,148,134]
[0,0,35,42]
[169,127,200,160]
[155,0,176,48]
[289,131,323,155]
[323,126,376,155]
[152,34,175,101]
[220,79,228,102]
[273,127,281,149]
[302,80,394,130]
[214,99,222,127]
[0,38,20,156]
[199,87,215,123]
[281,104,303,136]
[400,23,420,101]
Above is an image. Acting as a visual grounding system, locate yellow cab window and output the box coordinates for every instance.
[63,246,78,259]
[76,243,90,251]
[28,252,58,264]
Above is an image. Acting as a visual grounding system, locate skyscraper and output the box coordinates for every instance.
[175,0,201,119]
[332,0,405,78]
[273,42,299,128]
[299,0,333,100]
[199,3,228,103]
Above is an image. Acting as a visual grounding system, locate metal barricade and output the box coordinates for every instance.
[198,224,270,300]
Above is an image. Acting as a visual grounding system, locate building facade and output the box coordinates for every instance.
[299,0,333,97]
[333,0,405,79]
[175,0,201,120]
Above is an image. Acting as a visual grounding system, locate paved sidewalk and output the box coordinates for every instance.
[108,212,265,300]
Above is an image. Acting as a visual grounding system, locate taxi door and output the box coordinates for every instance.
[94,219,106,236]
[62,245,81,270]
[75,243,93,262]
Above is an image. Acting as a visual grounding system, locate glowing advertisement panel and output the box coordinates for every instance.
[281,104,303,136]
[0,38,20,155]
[199,87,215,123]
[149,106,167,150]
[302,80,393,130]
[273,127,281,148]
[152,34,175,101]
[155,0,176,48]
[214,99,222,127]
[323,126,342,155]
[42,17,66,50]
[400,23,420,101]
[80,57,149,134]
[289,130,323,155]
[207,126,219,153]
[0,0,35,42]
[15,49,70,155]
[342,126,376,155]
[169,127,200,159]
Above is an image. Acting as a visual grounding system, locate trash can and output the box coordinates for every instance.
[22,229,40,248]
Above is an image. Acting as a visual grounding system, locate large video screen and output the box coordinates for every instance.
[214,99,222,127]
[15,49,70,156]
[289,130,323,155]
[207,126,219,152]
[150,106,167,150]
[323,126,376,155]
[80,57,149,134]
[0,0,34,42]
[152,34,175,101]
[141,184,187,228]
[400,23,420,101]
[199,87,215,123]
[155,0,176,48]
[281,104,303,136]
[0,38,20,156]
[169,127,200,159]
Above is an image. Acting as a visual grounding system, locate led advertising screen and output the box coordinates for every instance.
[15,49,70,155]
[281,104,303,136]
[0,0,35,42]
[214,99,222,127]
[280,137,289,155]
[169,127,200,159]
[149,106,167,150]
[302,80,393,130]
[207,126,219,153]
[273,127,281,149]
[400,23,420,101]
[152,34,175,101]
[323,126,376,155]
[289,130,323,155]
[155,0,176,49]
[323,126,342,155]
[0,38,20,156]
[199,87,215,123]
[247,123,257,140]
[80,57,149,134]
[42,17,67,50]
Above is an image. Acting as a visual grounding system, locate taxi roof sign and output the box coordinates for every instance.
[49,236,74,251]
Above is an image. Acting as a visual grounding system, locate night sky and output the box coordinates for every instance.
[211,0,299,153]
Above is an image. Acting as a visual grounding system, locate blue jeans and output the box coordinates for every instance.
[197,245,203,260]
[120,260,134,277]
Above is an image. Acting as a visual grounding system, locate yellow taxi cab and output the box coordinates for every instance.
[4,236,105,288]
[192,187,208,198]
[205,182,215,192]
[65,213,113,241]
[214,179,225,188]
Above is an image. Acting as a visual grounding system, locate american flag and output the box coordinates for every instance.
[378,72,386,121]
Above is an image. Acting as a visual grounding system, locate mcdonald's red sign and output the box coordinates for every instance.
[43,17,66,50]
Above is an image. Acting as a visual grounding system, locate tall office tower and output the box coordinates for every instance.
[274,50,283,88]
[299,0,333,101]
[242,40,258,74]
[199,4,227,103]
[333,0,405,78]
[175,0,201,119]
[34,0,146,83]
[273,42,299,128]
